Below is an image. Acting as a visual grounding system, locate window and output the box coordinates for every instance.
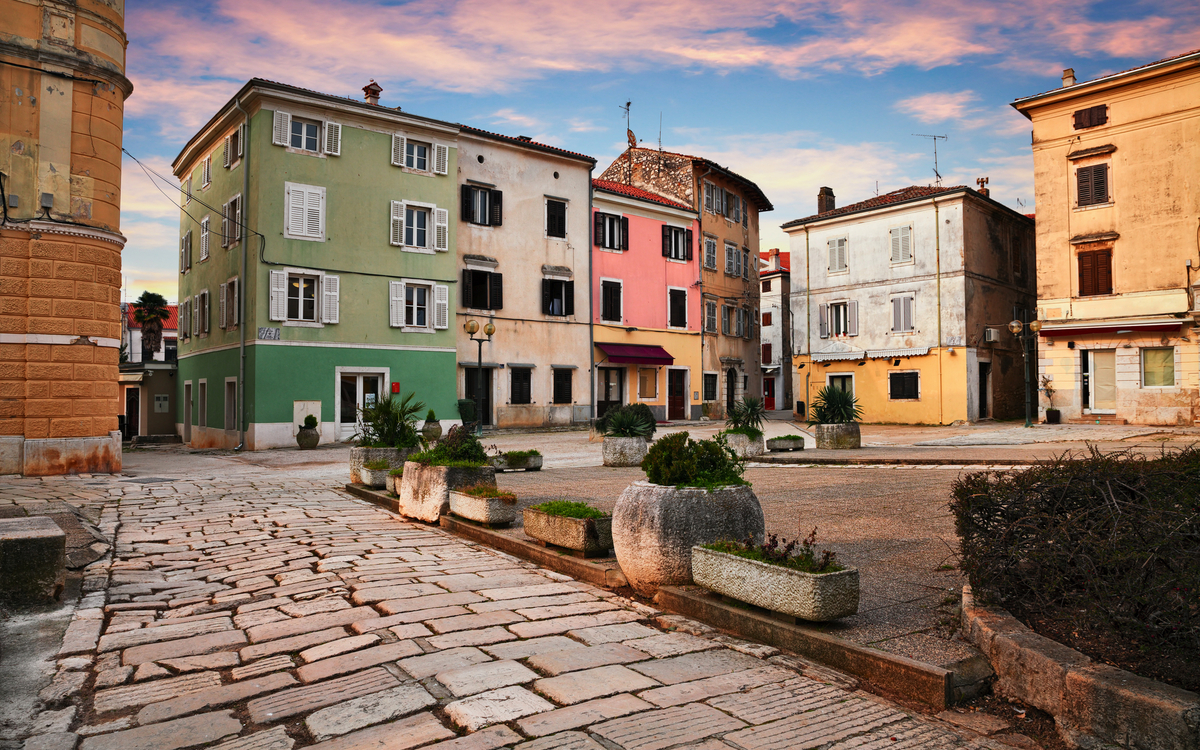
[829,374,853,394]
[1077,164,1109,207]
[199,217,210,261]
[742,248,750,280]
[892,295,914,332]
[196,290,210,335]
[1078,250,1113,296]
[600,280,622,322]
[290,119,319,152]
[406,206,428,247]
[668,288,687,328]
[388,280,447,330]
[638,369,657,400]
[704,182,726,215]
[1074,104,1107,130]
[284,182,325,241]
[703,373,718,401]
[164,339,177,362]
[828,238,847,272]
[546,200,567,238]
[662,226,692,261]
[224,125,243,168]
[762,311,772,327]
[511,368,532,405]
[553,369,572,404]
[542,279,574,316]
[819,301,857,338]
[391,201,447,251]
[406,140,429,171]
[223,195,242,247]
[406,284,428,327]
[595,212,627,250]
[179,231,192,273]
[462,185,503,226]
[705,300,717,333]
[890,226,912,263]
[704,237,717,269]
[225,380,237,430]
[201,156,211,188]
[725,242,738,274]
[735,308,745,338]
[762,279,771,292]
[463,269,503,310]
[721,305,731,335]
[889,372,919,400]
[220,277,238,328]
[287,275,318,322]
[179,298,190,339]
[183,176,192,205]
[1142,348,1175,387]
[762,343,772,364]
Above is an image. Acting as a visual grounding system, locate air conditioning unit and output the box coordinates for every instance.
[984,328,1001,343]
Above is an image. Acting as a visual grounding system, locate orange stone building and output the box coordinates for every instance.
[0,0,131,474]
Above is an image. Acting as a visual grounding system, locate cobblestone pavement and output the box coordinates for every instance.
[4,468,1028,750]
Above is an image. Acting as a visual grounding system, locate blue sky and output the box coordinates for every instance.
[118,0,1200,303]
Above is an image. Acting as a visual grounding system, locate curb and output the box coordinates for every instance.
[752,455,1046,466]
[343,483,398,512]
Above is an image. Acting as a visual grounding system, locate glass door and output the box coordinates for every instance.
[339,373,383,440]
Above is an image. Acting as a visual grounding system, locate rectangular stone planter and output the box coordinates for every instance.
[0,517,66,604]
[691,545,859,622]
[359,466,388,489]
[349,446,413,484]
[489,454,543,472]
[385,472,401,495]
[449,490,518,526]
[523,508,612,558]
[766,437,804,452]
[724,432,765,458]
[398,462,496,523]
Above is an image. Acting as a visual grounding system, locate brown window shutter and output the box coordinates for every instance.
[1093,164,1108,204]
[1097,250,1112,294]
[1077,166,1093,206]
[1079,251,1096,296]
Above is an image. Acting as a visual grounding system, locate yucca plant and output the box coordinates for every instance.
[357,392,425,448]
[727,396,767,437]
[807,386,862,425]
[602,407,654,438]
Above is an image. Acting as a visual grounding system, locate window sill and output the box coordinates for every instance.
[283,320,323,328]
[890,260,915,268]
[397,166,433,177]
[284,147,324,158]
[667,258,688,264]
[545,236,568,242]
[599,247,624,253]
[400,246,435,255]
[400,327,434,334]
[283,233,326,243]
[1074,202,1113,212]
[827,270,849,276]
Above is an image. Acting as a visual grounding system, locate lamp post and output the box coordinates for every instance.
[464,319,495,436]
[1008,317,1043,427]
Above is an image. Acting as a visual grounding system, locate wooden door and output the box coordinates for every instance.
[1091,350,1116,412]
[597,368,623,418]
[764,377,776,411]
[667,370,686,420]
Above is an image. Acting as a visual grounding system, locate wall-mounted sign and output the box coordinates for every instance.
[258,327,281,340]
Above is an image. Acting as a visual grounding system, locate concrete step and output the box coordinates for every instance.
[1067,417,1128,425]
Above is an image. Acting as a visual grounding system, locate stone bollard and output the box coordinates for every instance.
[0,517,66,604]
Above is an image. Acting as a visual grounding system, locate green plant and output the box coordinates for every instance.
[1040,375,1057,410]
[723,426,763,440]
[503,449,541,460]
[132,290,170,356]
[410,425,488,466]
[705,527,842,574]
[602,407,654,438]
[389,467,404,477]
[301,414,318,429]
[596,403,657,436]
[363,459,389,471]
[529,500,607,519]
[426,408,437,422]
[641,431,746,489]
[357,392,425,448]
[807,386,863,425]
[460,484,517,503]
[727,396,767,435]
[776,434,805,440]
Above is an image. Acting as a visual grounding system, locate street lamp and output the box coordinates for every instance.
[1009,317,1043,427]
[464,319,495,436]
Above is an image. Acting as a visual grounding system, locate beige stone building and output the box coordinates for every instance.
[0,0,131,474]
[1013,50,1200,425]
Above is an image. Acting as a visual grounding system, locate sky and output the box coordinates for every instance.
[117,0,1200,304]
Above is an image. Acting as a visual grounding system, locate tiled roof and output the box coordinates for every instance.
[460,125,595,163]
[781,185,973,228]
[126,304,178,331]
[607,147,773,211]
[592,179,695,211]
[1014,48,1200,104]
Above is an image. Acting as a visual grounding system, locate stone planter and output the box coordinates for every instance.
[612,481,765,596]
[359,466,388,489]
[398,462,496,523]
[691,546,859,621]
[1045,409,1061,425]
[490,454,544,472]
[723,432,765,458]
[814,423,861,449]
[602,437,647,467]
[349,446,413,484]
[296,427,320,450]
[385,471,401,495]
[449,490,517,526]
[422,421,443,442]
[523,508,612,557]
[766,437,804,452]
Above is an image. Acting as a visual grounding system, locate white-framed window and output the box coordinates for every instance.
[704,237,717,269]
[705,300,718,332]
[268,268,339,326]
[287,274,319,322]
[199,216,210,261]
[828,238,847,272]
[819,300,858,338]
[407,205,428,247]
[183,176,192,205]
[290,118,320,153]
[390,200,448,252]
[1141,347,1175,387]
[389,279,449,331]
[892,295,914,333]
[284,182,325,242]
[663,226,690,261]
[463,185,502,226]
[223,194,242,247]
[197,290,210,335]
[223,124,245,168]
[595,212,625,251]
[201,155,212,188]
[406,140,429,171]
[890,226,913,263]
[668,287,687,328]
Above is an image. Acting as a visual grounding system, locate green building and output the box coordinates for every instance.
[172,79,460,449]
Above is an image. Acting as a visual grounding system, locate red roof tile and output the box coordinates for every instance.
[782,185,973,228]
[460,125,595,163]
[126,304,178,331]
[592,179,695,211]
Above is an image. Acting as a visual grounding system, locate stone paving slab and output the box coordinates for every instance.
[515,693,654,737]
[304,684,437,741]
[307,711,454,749]
[78,710,241,750]
[533,665,660,705]
[245,667,399,724]
[527,643,650,676]
[436,659,539,697]
[591,703,747,750]
[92,671,222,713]
[446,686,556,731]
[136,671,297,724]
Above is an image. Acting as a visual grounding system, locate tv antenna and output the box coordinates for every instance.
[913,134,947,186]
[620,100,633,183]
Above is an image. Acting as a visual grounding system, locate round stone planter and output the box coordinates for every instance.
[398,461,496,523]
[523,508,613,557]
[691,546,859,621]
[296,427,320,450]
[449,490,517,526]
[602,437,647,467]
[612,480,765,596]
[489,454,544,472]
[814,423,861,449]
[422,421,443,442]
[766,437,804,452]
[349,446,413,484]
[723,432,765,458]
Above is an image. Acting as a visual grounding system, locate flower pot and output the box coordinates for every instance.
[296,426,320,450]
[814,423,860,449]
[422,421,443,442]
[612,480,765,596]
[602,437,647,467]
[385,472,401,495]
[523,508,612,557]
[450,490,517,526]
[489,454,544,472]
[766,437,804,452]
[723,432,765,458]
[1045,409,1061,425]
[349,446,413,484]
[358,467,388,489]
[398,461,496,523]
[691,546,859,621]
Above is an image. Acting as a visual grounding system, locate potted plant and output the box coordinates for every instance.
[523,500,612,557]
[692,527,858,622]
[808,386,863,449]
[398,426,496,522]
[766,434,805,452]
[1041,375,1060,424]
[386,467,403,495]
[422,409,443,442]
[296,414,320,450]
[490,449,543,472]
[598,404,655,467]
[723,396,767,458]
[449,484,518,526]
[350,392,424,484]
[359,459,390,489]
[612,432,765,596]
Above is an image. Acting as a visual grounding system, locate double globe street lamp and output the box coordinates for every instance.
[1008,317,1043,427]
[464,319,495,436]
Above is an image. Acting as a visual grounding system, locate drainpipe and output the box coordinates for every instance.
[588,165,595,426]
[932,197,943,425]
[233,96,250,451]
[696,166,713,411]
[804,225,811,413]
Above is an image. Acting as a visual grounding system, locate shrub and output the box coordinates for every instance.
[357,392,425,448]
[776,434,805,441]
[301,414,318,429]
[425,408,437,422]
[951,447,1200,653]
[363,459,389,471]
[807,386,862,425]
[706,527,842,574]
[529,500,607,519]
[503,449,541,459]
[596,403,657,436]
[460,484,516,503]
[389,467,404,477]
[641,431,746,489]
[410,425,488,466]
[602,407,654,438]
[727,396,766,437]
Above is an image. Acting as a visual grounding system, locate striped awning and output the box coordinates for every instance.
[867,347,931,359]
[811,350,864,362]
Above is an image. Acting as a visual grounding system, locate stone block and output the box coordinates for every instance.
[513,732,606,750]
[509,610,642,639]
[231,655,294,681]
[527,643,648,676]
[22,733,79,750]
[122,629,247,665]
[436,659,538,697]
[398,462,496,523]
[691,546,859,622]
[137,672,297,725]
[426,626,517,650]
[627,649,763,686]
[567,623,660,645]
[533,664,659,705]
[246,667,399,724]
[602,437,647,467]
[427,610,525,634]
[209,727,293,750]
[304,684,436,741]
[298,634,379,664]
[620,633,716,658]
[296,640,423,683]
[445,686,554,731]
[245,606,378,643]
[306,712,453,750]
[0,516,66,604]
[482,636,585,661]
[79,711,241,750]
[421,725,520,750]
[399,647,493,679]
[523,509,612,556]
[93,671,222,713]
[0,435,22,474]
[98,617,233,653]
[591,703,746,750]
[515,693,653,737]
[239,627,349,662]
[636,666,795,707]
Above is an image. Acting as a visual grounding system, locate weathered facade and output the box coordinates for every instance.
[759,249,792,413]
[0,0,131,474]
[784,186,1036,425]
[1014,51,1200,425]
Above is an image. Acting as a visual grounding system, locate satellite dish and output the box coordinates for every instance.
[627,129,637,149]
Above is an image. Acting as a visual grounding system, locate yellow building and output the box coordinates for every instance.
[1013,51,1200,425]
[0,0,132,474]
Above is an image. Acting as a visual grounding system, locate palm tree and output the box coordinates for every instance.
[132,291,170,359]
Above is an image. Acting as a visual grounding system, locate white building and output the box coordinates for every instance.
[122,303,178,363]
[759,249,791,413]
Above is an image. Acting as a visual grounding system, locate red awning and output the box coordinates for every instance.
[596,343,674,366]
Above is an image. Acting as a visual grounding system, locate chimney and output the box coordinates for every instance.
[817,187,835,214]
[363,80,383,106]
[976,176,990,198]
[769,248,782,271]
[1062,68,1076,87]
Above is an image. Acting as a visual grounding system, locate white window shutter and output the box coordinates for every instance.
[390,201,405,246]
[324,122,341,156]
[220,204,229,248]
[848,300,858,336]
[272,111,290,146]
[237,124,245,157]
[185,232,192,269]
[286,186,305,237]
[890,229,901,263]
[892,297,901,331]
[818,303,829,338]
[901,227,912,261]
[391,134,405,167]
[839,239,847,270]
[306,188,323,239]
[200,217,210,260]
[223,135,231,168]
[389,281,404,328]
[203,291,211,333]
[269,270,287,321]
[322,275,340,324]
[230,279,238,326]
[192,294,198,334]
[434,208,449,251]
[180,236,186,273]
[903,296,914,332]
[434,284,449,329]
[233,196,242,241]
[202,157,211,186]
[219,282,228,328]
[434,144,449,175]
